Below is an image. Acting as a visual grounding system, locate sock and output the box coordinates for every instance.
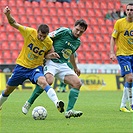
[66,88,79,111]
[46,87,59,106]
[0,92,9,107]
[125,82,132,106]
[120,86,128,108]
[28,85,43,104]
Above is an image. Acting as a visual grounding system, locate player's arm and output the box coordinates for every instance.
[110,36,117,61]
[70,54,80,76]
[45,46,60,59]
[3,6,20,29]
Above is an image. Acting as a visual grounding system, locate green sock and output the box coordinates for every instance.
[28,85,43,104]
[66,88,79,111]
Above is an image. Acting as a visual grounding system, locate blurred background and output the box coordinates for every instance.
[0,0,132,91]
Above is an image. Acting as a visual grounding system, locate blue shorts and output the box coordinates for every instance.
[117,55,133,77]
[7,64,44,86]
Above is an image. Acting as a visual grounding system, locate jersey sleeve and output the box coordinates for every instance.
[18,25,33,37]
[49,27,69,39]
[112,20,119,38]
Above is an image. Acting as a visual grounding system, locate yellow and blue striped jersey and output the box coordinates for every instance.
[112,18,133,56]
[16,25,53,68]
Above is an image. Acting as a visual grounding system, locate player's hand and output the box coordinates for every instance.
[45,52,60,59]
[3,6,10,16]
[74,68,81,76]
[110,53,117,61]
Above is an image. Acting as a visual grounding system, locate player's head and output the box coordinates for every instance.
[126,3,133,19]
[37,24,49,41]
[72,19,88,38]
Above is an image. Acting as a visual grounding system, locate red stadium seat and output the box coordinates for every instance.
[64,9,72,17]
[8,33,16,41]
[49,8,57,16]
[77,2,85,9]
[1,41,9,50]
[32,1,39,7]
[9,41,18,50]
[88,34,96,42]
[41,8,49,16]
[34,8,42,15]
[12,50,20,60]
[17,7,26,15]
[55,2,63,8]
[3,50,11,58]
[5,59,14,64]
[95,9,103,17]
[51,16,59,25]
[97,18,105,26]
[93,1,100,9]
[100,26,108,34]
[70,1,78,9]
[19,15,28,24]
[63,2,70,8]
[79,9,87,17]
[23,0,32,8]
[107,2,115,9]
[100,1,107,9]
[72,10,80,17]
[57,8,65,16]
[105,20,113,26]
[43,16,51,25]
[90,43,99,52]
[28,15,35,24]
[25,8,34,15]
[47,2,55,8]
[1,32,7,41]
[85,1,93,9]
[95,35,103,42]
[89,17,98,25]
[92,26,101,34]
[87,10,95,17]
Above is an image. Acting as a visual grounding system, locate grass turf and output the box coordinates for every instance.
[0,90,133,133]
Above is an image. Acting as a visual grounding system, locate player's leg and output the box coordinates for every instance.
[0,85,16,109]
[117,56,133,112]
[120,85,130,112]
[64,74,83,118]
[0,65,25,110]
[22,65,64,114]
[58,82,67,92]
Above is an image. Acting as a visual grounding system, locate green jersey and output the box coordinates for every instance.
[49,27,80,63]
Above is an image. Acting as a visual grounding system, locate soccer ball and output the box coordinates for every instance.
[32,106,47,120]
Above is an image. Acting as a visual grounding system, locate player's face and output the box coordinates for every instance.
[126,5,133,19]
[72,25,86,38]
[37,30,48,41]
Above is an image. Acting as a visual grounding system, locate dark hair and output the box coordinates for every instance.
[74,19,88,31]
[126,3,133,8]
[38,24,49,34]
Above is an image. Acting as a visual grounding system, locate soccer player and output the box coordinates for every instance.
[110,3,133,112]
[22,19,88,118]
[0,6,65,113]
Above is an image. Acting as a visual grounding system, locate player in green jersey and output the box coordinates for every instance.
[22,19,88,118]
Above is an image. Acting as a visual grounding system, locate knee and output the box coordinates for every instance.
[72,80,82,89]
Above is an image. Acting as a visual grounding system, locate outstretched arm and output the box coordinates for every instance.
[3,6,20,29]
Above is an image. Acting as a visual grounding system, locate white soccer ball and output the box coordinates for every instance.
[32,106,47,120]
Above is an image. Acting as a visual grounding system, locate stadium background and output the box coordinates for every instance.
[0,0,131,91]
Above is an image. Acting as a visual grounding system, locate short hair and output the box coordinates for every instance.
[126,3,133,8]
[38,24,49,34]
[74,19,88,31]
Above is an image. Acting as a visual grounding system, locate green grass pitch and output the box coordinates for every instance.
[0,90,133,133]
